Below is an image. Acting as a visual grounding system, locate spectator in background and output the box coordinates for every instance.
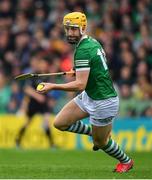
[120,50,135,68]
[117,66,134,86]
[134,23,152,51]
[0,71,11,113]
[14,31,31,70]
[136,45,149,62]
[119,38,133,52]
[12,11,30,34]
[0,29,11,60]
[118,84,136,117]
[133,76,152,100]
[142,106,152,117]
[136,61,149,77]
[132,76,152,116]
[34,28,49,49]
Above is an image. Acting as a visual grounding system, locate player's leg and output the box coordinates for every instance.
[16,115,32,146]
[92,123,131,162]
[92,123,133,173]
[54,99,91,135]
[42,113,54,147]
[89,95,133,172]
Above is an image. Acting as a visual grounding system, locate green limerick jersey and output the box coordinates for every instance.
[74,36,117,100]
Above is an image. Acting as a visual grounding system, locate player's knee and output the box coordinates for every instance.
[53,121,63,130]
[53,119,68,131]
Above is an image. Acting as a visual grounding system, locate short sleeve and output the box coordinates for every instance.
[74,48,90,71]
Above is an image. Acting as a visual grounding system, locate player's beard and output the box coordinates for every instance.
[66,35,81,44]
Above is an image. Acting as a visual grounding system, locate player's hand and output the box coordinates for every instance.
[36,82,54,93]
[69,68,75,76]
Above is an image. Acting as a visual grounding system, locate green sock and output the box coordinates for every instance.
[102,139,131,163]
[65,121,92,136]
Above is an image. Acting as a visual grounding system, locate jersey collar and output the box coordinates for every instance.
[76,35,88,48]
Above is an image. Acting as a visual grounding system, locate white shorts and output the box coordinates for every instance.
[74,91,119,126]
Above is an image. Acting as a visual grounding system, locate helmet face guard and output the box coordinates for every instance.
[64,25,81,44]
[63,12,87,35]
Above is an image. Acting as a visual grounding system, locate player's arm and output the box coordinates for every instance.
[37,48,91,93]
[37,69,90,93]
[25,85,46,102]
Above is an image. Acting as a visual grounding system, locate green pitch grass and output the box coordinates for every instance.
[0,149,151,179]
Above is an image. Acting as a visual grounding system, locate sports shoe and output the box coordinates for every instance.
[114,159,134,173]
[92,145,99,151]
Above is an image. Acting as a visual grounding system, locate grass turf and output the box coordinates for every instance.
[0,149,151,179]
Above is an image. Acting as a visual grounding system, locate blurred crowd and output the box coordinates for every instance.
[0,0,152,118]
